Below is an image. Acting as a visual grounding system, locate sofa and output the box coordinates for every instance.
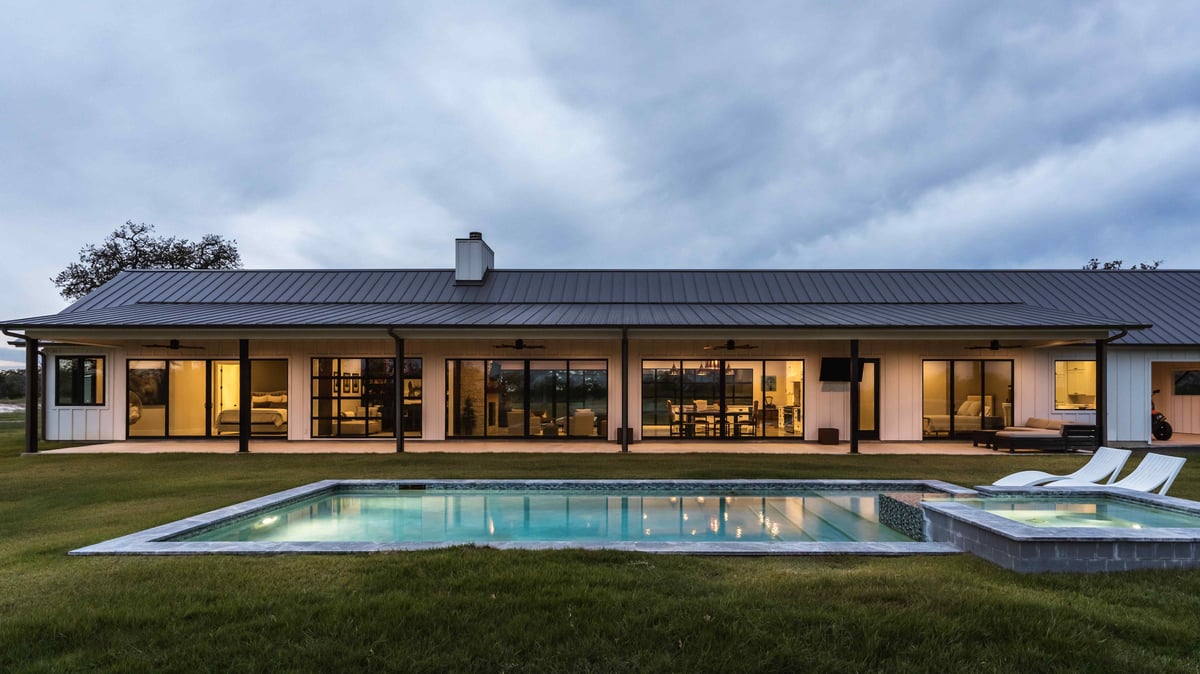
[338,400,383,435]
[924,395,1003,435]
[569,409,596,437]
[993,417,1097,453]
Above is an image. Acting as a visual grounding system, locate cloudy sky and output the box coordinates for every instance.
[2,2,1199,367]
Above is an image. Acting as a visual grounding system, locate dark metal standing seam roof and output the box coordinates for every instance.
[10,268,1200,344]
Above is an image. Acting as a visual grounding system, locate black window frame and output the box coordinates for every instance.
[55,355,105,406]
[310,356,423,439]
[445,358,609,439]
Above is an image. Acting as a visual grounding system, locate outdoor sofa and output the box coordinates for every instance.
[992,417,1097,453]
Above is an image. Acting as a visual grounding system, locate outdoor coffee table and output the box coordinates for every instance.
[971,429,998,450]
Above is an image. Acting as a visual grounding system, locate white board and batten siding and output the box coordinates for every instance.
[41,347,121,442]
[37,340,1186,444]
[1111,348,1200,442]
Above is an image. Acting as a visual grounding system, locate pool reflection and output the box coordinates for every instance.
[184,491,916,543]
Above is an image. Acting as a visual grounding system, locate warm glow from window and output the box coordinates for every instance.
[1054,361,1096,410]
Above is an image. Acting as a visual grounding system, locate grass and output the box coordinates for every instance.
[2,411,1199,672]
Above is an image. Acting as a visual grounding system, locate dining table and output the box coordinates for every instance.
[679,409,754,436]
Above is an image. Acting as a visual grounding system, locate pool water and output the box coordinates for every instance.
[952,496,1200,529]
[177,489,916,544]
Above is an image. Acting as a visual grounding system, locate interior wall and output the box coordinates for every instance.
[1152,360,1200,435]
[251,360,288,393]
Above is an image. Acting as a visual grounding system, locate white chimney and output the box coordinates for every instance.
[455,232,494,285]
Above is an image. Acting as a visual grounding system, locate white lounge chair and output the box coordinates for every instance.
[1047,452,1187,495]
[991,446,1131,487]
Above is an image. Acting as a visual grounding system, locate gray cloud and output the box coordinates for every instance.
[2,0,1200,362]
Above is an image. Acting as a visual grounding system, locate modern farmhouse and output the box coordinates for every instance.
[5,233,1200,454]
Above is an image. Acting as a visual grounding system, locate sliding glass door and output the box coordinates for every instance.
[641,359,804,439]
[922,359,1013,439]
[446,359,609,438]
[127,359,288,438]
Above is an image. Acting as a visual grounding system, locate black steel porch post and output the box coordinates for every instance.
[24,337,38,454]
[394,334,405,453]
[621,327,629,452]
[239,338,250,453]
[1096,338,1107,446]
[849,339,860,455]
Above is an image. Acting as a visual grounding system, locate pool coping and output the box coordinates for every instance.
[70,479,972,556]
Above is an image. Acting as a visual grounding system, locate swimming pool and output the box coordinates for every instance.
[181,489,920,544]
[71,479,1200,570]
[71,479,970,555]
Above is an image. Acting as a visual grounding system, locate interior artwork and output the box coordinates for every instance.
[1174,370,1200,396]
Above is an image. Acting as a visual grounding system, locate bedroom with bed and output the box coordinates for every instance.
[215,390,289,436]
[213,360,289,436]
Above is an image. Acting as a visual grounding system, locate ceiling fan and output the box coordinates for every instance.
[141,339,204,350]
[703,339,758,351]
[493,339,544,350]
[965,339,1024,351]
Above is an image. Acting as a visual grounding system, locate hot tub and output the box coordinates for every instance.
[921,486,1200,573]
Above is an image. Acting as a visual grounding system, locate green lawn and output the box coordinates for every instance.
[2,411,1199,672]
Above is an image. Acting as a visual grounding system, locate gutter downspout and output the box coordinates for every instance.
[849,339,860,455]
[239,339,250,453]
[3,329,37,455]
[621,327,629,452]
[387,328,405,453]
[1095,329,1128,447]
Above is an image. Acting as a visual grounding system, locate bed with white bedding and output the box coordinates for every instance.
[216,392,288,434]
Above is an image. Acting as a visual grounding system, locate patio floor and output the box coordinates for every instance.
[34,432,1200,455]
[39,439,1018,455]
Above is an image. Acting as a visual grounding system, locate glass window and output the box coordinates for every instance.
[490,360,526,436]
[128,360,166,436]
[923,359,1013,438]
[168,360,207,436]
[127,359,287,439]
[55,356,104,406]
[1055,361,1096,410]
[401,358,423,437]
[640,359,801,439]
[567,361,607,437]
[446,359,608,438]
[311,357,421,438]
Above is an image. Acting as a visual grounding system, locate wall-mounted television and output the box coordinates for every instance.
[819,357,863,382]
